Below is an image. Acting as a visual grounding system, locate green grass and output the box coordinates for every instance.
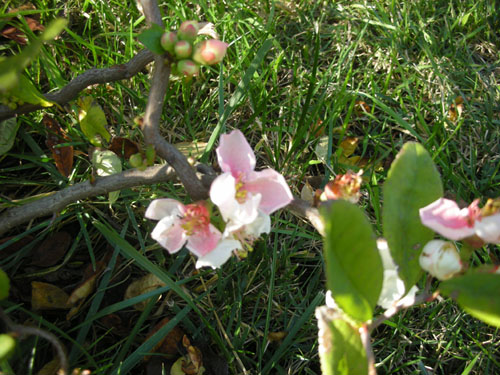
[0,0,499,374]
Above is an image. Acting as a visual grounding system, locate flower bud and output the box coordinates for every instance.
[178,20,199,43]
[192,39,228,66]
[174,40,192,59]
[419,240,462,280]
[160,31,177,53]
[177,59,200,77]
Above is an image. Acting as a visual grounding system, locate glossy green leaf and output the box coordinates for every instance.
[10,75,53,107]
[92,150,122,204]
[383,142,443,291]
[78,97,111,146]
[0,334,16,361]
[0,118,20,156]
[322,200,383,323]
[316,306,368,375]
[0,268,10,300]
[0,18,67,93]
[440,273,500,327]
[137,24,165,55]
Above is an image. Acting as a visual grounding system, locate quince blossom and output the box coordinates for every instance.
[420,198,500,243]
[210,129,293,232]
[145,199,240,269]
[419,240,463,280]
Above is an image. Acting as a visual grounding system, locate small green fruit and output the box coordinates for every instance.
[0,334,16,361]
[129,153,143,168]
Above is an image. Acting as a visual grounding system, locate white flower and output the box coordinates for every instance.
[419,240,463,280]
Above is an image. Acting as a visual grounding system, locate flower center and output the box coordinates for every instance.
[180,203,210,236]
[234,175,248,204]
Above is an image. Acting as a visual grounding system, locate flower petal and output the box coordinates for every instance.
[377,269,406,309]
[216,129,256,175]
[145,198,184,221]
[242,211,271,238]
[195,239,242,269]
[475,214,500,244]
[151,218,186,254]
[186,224,222,257]
[245,169,293,214]
[419,198,475,240]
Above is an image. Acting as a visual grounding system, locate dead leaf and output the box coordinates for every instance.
[36,358,60,375]
[0,17,44,45]
[0,235,33,260]
[339,137,359,158]
[124,273,166,311]
[67,260,107,306]
[108,137,140,159]
[181,335,204,375]
[300,182,315,205]
[31,281,69,310]
[144,317,185,360]
[267,331,287,342]
[448,96,464,123]
[44,115,74,177]
[355,100,371,115]
[29,231,71,267]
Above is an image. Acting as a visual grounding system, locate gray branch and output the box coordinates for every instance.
[0,164,175,236]
[0,49,154,122]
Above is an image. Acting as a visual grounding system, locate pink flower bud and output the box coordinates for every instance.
[419,240,462,280]
[178,20,199,43]
[177,59,199,77]
[160,31,177,53]
[174,40,192,59]
[193,40,228,66]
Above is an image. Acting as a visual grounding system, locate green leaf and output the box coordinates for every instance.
[322,200,383,323]
[0,118,20,156]
[317,306,368,375]
[0,269,10,300]
[137,24,165,55]
[0,18,67,93]
[440,273,500,327]
[383,142,443,291]
[10,75,53,107]
[0,334,16,361]
[78,97,111,146]
[92,150,122,204]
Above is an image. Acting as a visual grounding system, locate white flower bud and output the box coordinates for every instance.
[419,240,462,280]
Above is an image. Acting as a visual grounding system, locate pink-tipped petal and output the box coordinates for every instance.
[245,169,293,214]
[195,239,242,269]
[186,224,222,257]
[145,199,184,221]
[151,219,186,253]
[419,198,476,240]
[216,130,256,175]
[475,214,500,244]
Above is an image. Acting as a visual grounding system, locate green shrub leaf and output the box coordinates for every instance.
[137,24,165,55]
[322,200,383,323]
[10,75,53,107]
[0,118,20,156]
[383,142,443,291]
[92,150,122,204]
[440,273,500,327]
[0,269,9,300]
[317,306,368,375]
[78,97,111,146]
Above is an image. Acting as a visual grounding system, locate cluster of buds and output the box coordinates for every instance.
[160,21,228,78]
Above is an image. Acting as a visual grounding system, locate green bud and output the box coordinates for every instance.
[177,59,199,77]
[177,20,199,43]
[160,31,177,53]
[174,40,192,59]
[129,153,143,168]
[0,334,16,361]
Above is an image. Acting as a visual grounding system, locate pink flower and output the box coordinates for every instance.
[419,198,479,240]
[192,40,228,65]
[145,199,241,268]
[209,130,293,231]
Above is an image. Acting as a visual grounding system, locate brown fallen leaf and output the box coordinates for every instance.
[1,16,44,45]
[144,317,185,360]
[44,115,74,178]
[448,96,464,123]
[124,273,166,311]
[181,335,204,375]
[108,137,140,159]
[0,235,34,260]
[31,281,69,310]
[268,331,288,342]
[36,358,60,375]
[29,231,71,267]
[67,259,107,306]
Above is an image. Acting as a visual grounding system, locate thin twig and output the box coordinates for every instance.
[0,307,68,375]
[0,164,176,236]
[0,50,154,122]
[359,324,376,375]
[139,0,209,201]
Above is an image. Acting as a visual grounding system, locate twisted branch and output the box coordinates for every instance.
[0,49,154,122]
